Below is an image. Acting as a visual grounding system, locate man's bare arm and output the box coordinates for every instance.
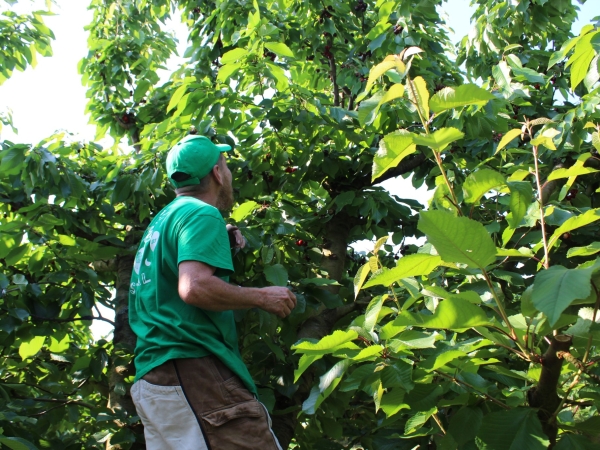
[178,260,296,318]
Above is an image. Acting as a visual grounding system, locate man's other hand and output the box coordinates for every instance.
[226,224,245,249]
[258,287,297,318]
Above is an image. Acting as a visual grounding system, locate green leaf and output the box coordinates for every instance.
[567,242,600,258]
[391,298,490,331]
[357,56,405,102]
[363,254,441,288]
[380,360,414,391]
[221,48,248,64]
[555,434,600,450]
[475,408,549,450]
[294,354,322,382]
[507,181,533,228]
[510,66,546,84]
[166,83,188,113]
[448,407,483,447]
[388,331,437,350]
[0,146,27,173]
[372,130,417,182]
[0,437,40,450]
[420,349,466,371]
[19,335,45,360]
[292,330,358,354]
[548,209,600,250]
[406,76,429,124]
[354,263,371,299]
[429,84,495,113]
[492,61,512,91]
[133,79,151,102]
[463,169,506,204]
[530,128,560,150]
[548,36,580,69]
[381,388,409,417]
[413,127,464,152]
[532,265,596,326]
[364,296,384,332]
[495,129,522,153]
[263,264,288,286]
[547,166,600,181]
[264,42,294,58]
[48,334,70,353]
[405,407,437,434]
[230,201,258,222]
[378,83,405,106]
[217,62,242,82]
[358,91,384,126]
[418,210,497,269]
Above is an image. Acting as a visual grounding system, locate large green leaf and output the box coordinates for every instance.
[353,262,371,298]
[492,60,512,91]
[495,129,522,154]
[507,181,533,228]
[391,298,490,331]
[364,296,384,333]
[18,335,45,360]
[363,254,441,288]
[475,408,549,450]
[221,47,248,64]
[380,388,409,417]
[0,437,39,450]
[463,169,506,204]
[448,407,483,447]
[555,434,599,450]
[429,84,495,113]
[413,127,464,152]
[567,242,600,258]
[532,264,596,326]
[418,210,497,269]
[264,42,295,58]
[230,201,258,222]
[263,264,288,286]
[406,76,429,123]
[292,330,358,354]
[357,57,405,102]
[372,130,416,182]
[548,209,600,249]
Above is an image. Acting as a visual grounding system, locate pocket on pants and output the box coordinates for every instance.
[200,400,279,450]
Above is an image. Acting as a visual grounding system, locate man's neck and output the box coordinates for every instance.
[177,191,219,208]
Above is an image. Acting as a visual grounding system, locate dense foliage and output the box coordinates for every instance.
[1,0,599,449]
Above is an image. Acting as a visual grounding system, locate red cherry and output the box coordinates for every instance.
[296,239,305,246]
[285,167,294,173]
[562,232,571,240]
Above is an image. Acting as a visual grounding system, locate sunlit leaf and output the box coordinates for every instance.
[418,210,497,269]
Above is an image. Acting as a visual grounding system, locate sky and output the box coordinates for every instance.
[1,0,597,338]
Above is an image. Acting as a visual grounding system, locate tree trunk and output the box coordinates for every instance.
[528,334,572,448]
[272,213,354,449]
[107,229,142,449]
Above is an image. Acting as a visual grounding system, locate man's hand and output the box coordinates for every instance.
[226,224,245,249]
[257,287,297,318]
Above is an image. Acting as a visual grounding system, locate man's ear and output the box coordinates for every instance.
[211,164,224,186]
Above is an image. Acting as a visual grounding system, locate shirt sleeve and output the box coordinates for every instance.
[177,211,234,275]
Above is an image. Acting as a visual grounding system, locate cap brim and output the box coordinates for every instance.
[216,143,232,152]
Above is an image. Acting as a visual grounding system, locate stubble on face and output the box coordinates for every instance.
[216,182,234,211]
[216,158,235,211]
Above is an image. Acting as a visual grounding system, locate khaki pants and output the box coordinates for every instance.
[131,356,282,450]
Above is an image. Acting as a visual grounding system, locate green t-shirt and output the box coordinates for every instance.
[129,196,257,395]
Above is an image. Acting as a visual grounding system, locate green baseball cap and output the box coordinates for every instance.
[166,135,232,188]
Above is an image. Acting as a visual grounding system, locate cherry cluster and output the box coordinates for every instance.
[354,0,367,13]
[492,132,503,142]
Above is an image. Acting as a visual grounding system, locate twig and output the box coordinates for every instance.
[434,370,510,409]
[30,314,115,327]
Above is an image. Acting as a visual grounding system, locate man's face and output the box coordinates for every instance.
[216,156,234,211]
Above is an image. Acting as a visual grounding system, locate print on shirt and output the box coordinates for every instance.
[131,227,160,294]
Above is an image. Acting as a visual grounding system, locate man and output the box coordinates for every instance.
[129,135,297,450]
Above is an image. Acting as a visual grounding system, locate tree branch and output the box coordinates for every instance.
[30,314,115,327]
